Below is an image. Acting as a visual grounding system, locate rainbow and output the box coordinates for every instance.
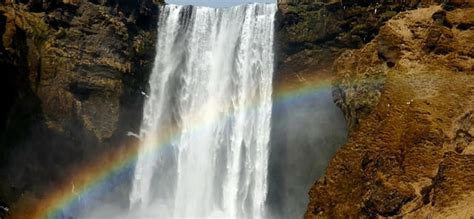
[19,77,334,219]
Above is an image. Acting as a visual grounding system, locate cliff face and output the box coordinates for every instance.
[275,0,473,218]
[0,0,161,216]
[1,0,472,217]
[275,0,439,72]
[304,4,474,219]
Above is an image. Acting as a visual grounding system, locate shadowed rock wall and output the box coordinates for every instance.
[0,0,162,216]
[275,0,440,71]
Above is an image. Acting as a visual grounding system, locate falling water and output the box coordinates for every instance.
[129,3,276,218]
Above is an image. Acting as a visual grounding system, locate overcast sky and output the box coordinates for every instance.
[167,0,276,7]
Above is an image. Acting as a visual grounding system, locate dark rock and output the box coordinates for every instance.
[275,0,439,71]
[363,185,415,217]
[0,0,162,216]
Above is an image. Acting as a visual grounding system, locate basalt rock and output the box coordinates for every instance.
[306,5,474,218]
[0,0,161,216]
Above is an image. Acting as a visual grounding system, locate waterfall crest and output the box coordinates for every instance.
[129,4,276,218]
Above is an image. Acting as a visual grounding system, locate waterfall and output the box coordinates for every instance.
[129,3,276,218]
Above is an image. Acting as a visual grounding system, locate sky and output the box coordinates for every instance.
[166,0,276,7]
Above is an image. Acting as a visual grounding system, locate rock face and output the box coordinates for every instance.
[306,5,474,218]
[1,0,472,218]
[275,0,439,72]
[0,0,161,216]
[275,0,473,217]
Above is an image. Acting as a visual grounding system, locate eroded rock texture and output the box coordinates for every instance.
[0,0,161,216]
[306,5,474,218]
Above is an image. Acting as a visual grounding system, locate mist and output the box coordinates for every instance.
[267,86,347,218]
[77,84,348,219]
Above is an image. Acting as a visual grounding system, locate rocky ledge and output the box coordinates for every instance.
[306,3,474,218]
[0,0,161,216]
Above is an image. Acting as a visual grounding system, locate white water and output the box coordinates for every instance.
[129,4,276,218]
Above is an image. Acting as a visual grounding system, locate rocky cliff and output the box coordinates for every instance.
[0,0,161,217]
[1,0,472,218]
[275,0,440,72]
[294,1,474,218]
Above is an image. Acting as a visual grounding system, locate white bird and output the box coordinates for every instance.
[127,131,141,139]
[140,91,149,98]
[71,183,82,202]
